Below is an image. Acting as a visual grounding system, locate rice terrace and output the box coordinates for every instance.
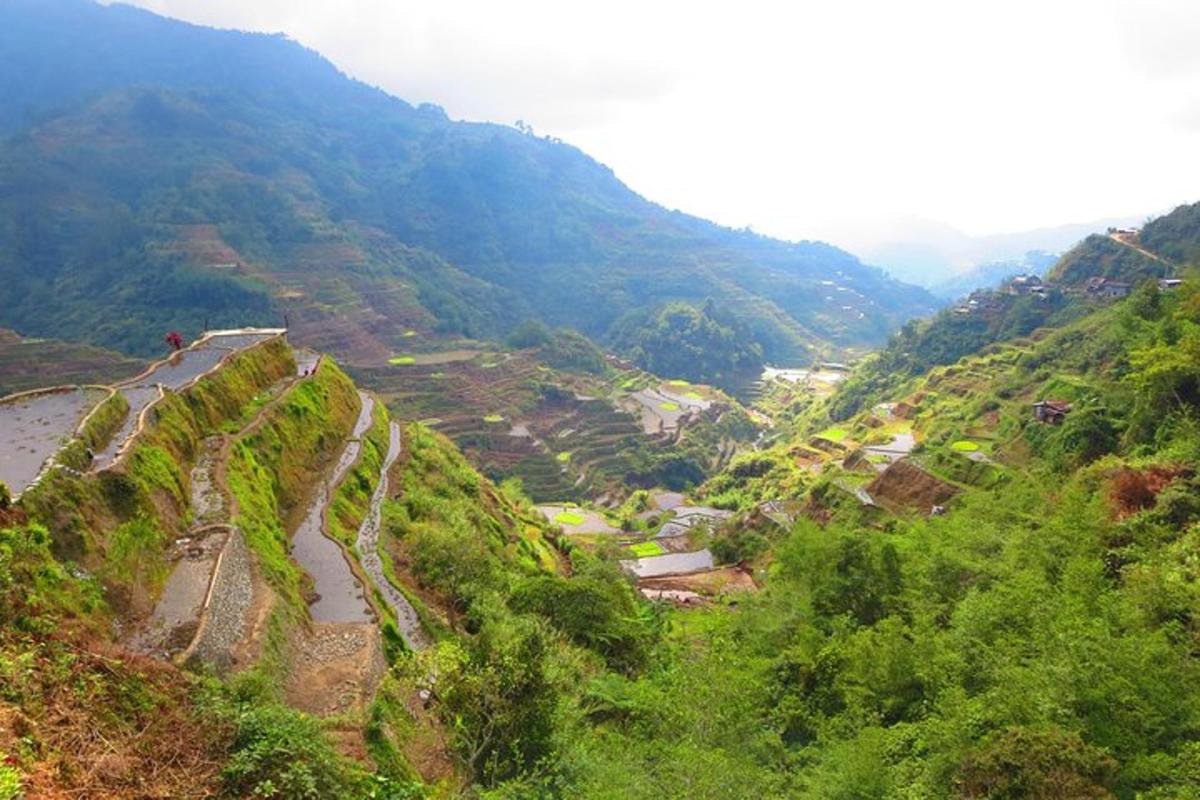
[2,2,1199,797]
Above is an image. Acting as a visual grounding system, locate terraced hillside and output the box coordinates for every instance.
[0,328,572,796]
[355,349,756,502]
[0,0,936,366]
[0,327,144,395]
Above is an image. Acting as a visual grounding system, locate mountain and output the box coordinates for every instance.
[842,214,1148,287]
[661,274,1200,798]
[1047,201,1199,285]
[927,249,1058,300]
[828,201,1200,420]
[0,0,936,366]
[6,241,1198,799]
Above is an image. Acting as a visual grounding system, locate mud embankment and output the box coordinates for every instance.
[355,420,432,650]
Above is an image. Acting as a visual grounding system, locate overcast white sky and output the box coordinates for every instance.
[116,0,1200,251]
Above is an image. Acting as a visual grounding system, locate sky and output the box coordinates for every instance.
[112,0,1200,253]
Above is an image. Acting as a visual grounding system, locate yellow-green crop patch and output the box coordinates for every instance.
[387,355,415,365]
[554,511,586,526]
[667,380,690,387]
[683,391,704,400]
[556,451,571,463]
[817,426,850,442]
[658,402,680,411]
[628,541,665,557]
[402,330,417,338]
[951,440,980,452]
[483,414,504,423]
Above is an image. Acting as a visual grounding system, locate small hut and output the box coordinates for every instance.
[1032,400,1072,425]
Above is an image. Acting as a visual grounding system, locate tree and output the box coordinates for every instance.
[957,727,1118,800]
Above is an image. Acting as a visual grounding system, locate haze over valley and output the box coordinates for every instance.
[1,2,1199,798]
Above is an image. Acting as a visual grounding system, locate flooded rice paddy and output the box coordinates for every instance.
[0,386,106,495]
[623,548,714,578]
[535,504,620,534]
[291,392,374,623]
[93,330,282,470]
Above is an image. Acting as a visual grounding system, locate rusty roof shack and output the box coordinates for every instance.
[1008,274,1044,296]
[1033,399,1072,425]
[1084,276,1132,299]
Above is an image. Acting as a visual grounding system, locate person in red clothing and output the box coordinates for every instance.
[165,331,184,351]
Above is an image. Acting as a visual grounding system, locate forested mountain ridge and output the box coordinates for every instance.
[644,272,1200,798]
[826,200,1200,420]
[0,0,936,363]
[1047,201,1199,285]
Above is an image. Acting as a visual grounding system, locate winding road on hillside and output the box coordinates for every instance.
[1108,233,1174,268]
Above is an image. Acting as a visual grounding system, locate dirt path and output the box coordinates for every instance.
[285,622,386,717]
[356,420,431,650]
[1108,233,1174,267]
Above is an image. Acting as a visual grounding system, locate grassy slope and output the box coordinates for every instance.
[225,357,359,613]
[592,280,1200,799]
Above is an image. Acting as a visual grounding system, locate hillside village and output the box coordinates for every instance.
[3,2,1200,798]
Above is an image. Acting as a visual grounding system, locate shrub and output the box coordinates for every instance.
[222,705,368,799]
[957,727,1118,800]
[0,764,21,800]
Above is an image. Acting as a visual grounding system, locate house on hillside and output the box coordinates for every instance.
[1158,278,1183,291]
[967,291,1003,313]
[1032,400,1072,425]
[1084,277,1132,299]
[1009,274,1043,296]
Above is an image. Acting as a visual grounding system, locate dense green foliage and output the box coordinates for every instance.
[608,300,764,389]
[0,0,934,358]
[521,282,1200,799]
[508,320,607,375]
[828,292,1079,419]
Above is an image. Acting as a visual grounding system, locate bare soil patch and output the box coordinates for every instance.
[866,460,959,512]
[639,566,757,596]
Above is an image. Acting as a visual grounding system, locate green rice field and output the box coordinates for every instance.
[817,426,849,442]
[554,511,586,526]
[629,541,665,557]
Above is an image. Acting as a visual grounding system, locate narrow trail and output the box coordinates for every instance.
[126,437,230,659]
[356,420,432,650]
[1108,233,1174,268]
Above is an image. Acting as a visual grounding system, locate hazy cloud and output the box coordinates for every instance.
[108,0,1200,252]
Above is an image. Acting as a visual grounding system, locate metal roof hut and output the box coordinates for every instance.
[1033,400,1072,425]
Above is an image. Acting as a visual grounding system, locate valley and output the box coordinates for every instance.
[2,2,1200,799]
